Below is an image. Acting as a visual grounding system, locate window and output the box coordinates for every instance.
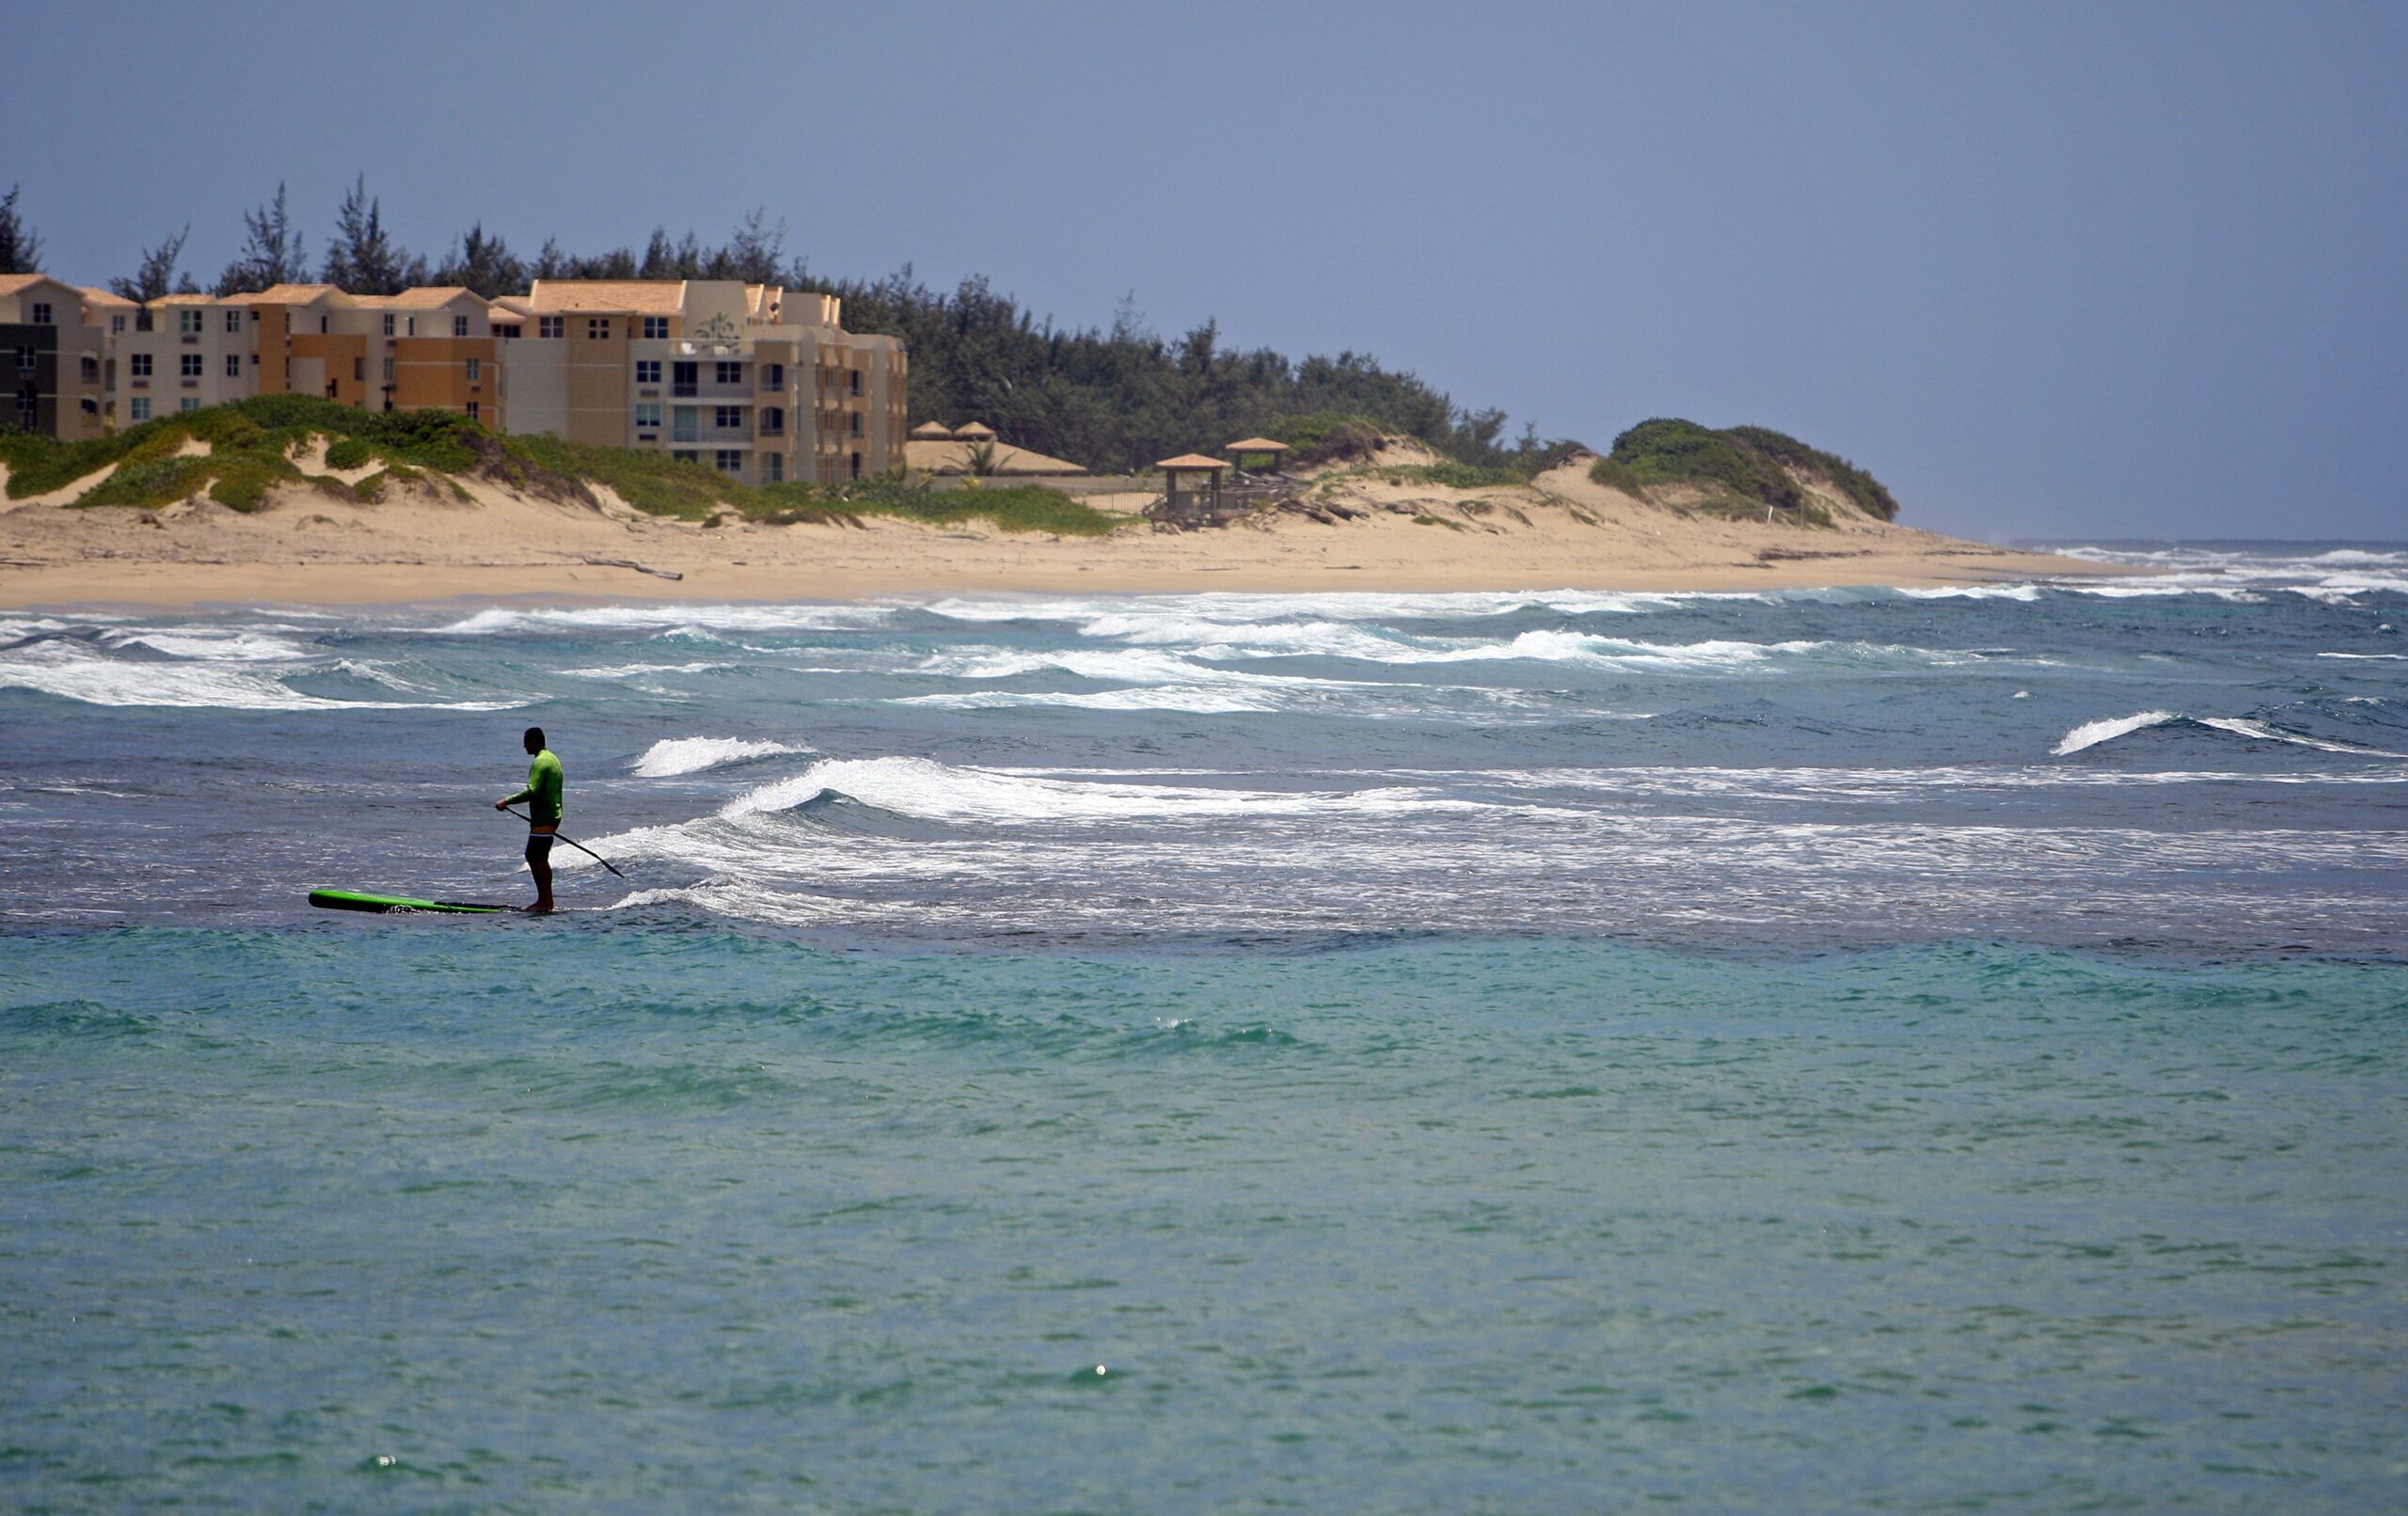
[715,404,742,429]
[466,401,480,421]
[849,450,862,479]
[225,309,242,333]
[30,301,51,324]
[672,405,699,442]
[180,308,203,335]
[135,311,153,332]
[130,397,151,421]
[13,344,31,371]
[225,354,241,378]
[762,362,784,389]
[82,355,99,381]
[633,402,661,428]
[765,452,783,482]
[587,318,610,340]
[715,360,741,385]
[495,322,519,339]
[181,353,204,377]
[453,315,468,338]
[466,357,481,381]
[181,398,199,412]
[354,357,365,382]
[129,354,153,377]
[382,357,395,381]
[382,313,396,337]
[112,314,126,334]
[635,359,660,385]
[642,316,668,340]
[405,317,417,337]
[850,410,863,436]
[672,361,697,395]
[715,450,742,474]
[672,449,698,464]
[849,369,863,395]
[760,406,784,435]
[539,316,563,339]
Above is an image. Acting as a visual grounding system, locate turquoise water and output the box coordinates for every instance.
[3,545,2405,1508]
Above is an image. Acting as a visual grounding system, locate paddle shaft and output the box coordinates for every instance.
[501,805,625,877]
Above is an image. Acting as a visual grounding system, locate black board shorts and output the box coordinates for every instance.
[525,830,556,865]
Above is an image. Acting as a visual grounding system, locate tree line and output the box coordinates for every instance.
[1,178,1565,472]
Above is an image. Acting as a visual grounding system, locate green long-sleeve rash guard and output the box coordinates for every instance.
[506,750,564,826]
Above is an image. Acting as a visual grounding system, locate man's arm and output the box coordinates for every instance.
[495,783,534,812]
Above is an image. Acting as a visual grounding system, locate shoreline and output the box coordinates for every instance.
[0,550,2134,612]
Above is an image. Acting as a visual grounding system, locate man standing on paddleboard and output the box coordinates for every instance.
[496,726,565,913]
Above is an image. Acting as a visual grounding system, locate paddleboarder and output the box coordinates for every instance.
[496,726,565,913]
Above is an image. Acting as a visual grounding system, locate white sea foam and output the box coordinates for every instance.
[2052,710,2181,755]
[0,640,521,711]
[631,736,809,777]
[2193,717,2399,756]
[2052,709,2405,758]
[104,627,316,661]
[430,603,894,636]
[2319,652,2408,660]
[708,756,1475,826]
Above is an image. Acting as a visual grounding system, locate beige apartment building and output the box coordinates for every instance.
[5,272,905,488]
[490,279,905,485]
[0,275,113,438]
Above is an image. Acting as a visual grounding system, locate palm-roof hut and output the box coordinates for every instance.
[953,420,998,440]
[1226,436,1291,475]
[1157,453,1231,518]
[910,420,955,440]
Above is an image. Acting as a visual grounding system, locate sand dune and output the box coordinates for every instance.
[0,451,2126,608]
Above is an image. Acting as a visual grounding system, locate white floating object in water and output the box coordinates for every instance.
[1095,1365,1108,1376]
[2013,690,2031,699]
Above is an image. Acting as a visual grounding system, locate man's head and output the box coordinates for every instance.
[523,726,546,755]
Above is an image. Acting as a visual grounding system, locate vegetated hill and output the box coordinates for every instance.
[1588,418,1900,526]
[0,397,1121,536]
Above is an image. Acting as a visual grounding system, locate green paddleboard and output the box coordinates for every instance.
[309,889,514,915]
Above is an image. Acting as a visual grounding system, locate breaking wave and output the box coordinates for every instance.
[2052,708,2406,758]
[631,736,810,777]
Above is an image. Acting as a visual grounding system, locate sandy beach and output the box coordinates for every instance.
[0,450,2124,608]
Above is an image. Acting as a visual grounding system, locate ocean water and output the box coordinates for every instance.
[2,542,2403,1511]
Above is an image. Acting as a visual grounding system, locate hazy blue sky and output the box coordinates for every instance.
[8,1,2402,539]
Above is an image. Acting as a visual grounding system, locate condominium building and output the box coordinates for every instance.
[112,292,257,423]
[0,275,111,438]
[490,279,905,485]
[233,284,502,425]
[3,273,904,487]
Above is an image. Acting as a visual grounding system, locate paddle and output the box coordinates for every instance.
[499,804,626,877]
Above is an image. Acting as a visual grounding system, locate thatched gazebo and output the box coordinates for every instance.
[1157,453,1231,517]
[910,420,955,440]
[953,420,998,441]
[1225,436,1291,476]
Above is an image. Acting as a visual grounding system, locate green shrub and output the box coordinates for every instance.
[324,437,375,471]
[78,455,218,510]
[1587,418,1893,525]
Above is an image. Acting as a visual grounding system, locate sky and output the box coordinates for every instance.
[7,0,2403,540]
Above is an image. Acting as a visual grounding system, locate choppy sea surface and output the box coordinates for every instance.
[3,540,2403,1511]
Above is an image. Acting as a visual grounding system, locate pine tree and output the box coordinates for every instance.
[321,174,423,295]
[0,184,42,274]
[214,183,308,295]
[110,226,193,302]
[434,223,527,298]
